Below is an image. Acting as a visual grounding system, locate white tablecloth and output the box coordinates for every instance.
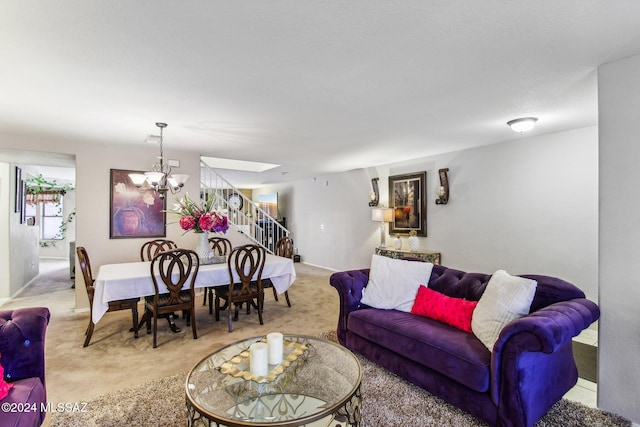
[92,254,296,323]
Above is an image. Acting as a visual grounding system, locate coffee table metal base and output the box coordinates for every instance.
[186,386,361,427]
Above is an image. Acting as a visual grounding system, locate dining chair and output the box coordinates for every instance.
[139,239,182,333]
[215,244,266,332]
[203,237,233,314]
[145,248,199,348]
[262,236,294,306]
[77,246,140,347]
[140,239,178,262]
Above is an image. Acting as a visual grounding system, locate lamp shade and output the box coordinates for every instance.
[372,208,394,222]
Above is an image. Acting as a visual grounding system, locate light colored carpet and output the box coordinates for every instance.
[49,331,630,427]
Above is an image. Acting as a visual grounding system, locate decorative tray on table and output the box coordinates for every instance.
[219,338,310,383]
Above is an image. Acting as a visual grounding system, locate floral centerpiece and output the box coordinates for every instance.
[168,193,229,234]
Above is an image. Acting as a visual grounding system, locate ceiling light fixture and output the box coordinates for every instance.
[507,117,538,134]
[129,122,189,199]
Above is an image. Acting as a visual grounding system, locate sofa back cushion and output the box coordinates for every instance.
[427,265,586,312]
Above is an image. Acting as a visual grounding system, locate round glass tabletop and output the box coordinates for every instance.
[186,334,362,427]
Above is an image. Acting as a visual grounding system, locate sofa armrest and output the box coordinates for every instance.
[490,298,599,426]
[329,269,370,345]
[0,307,51,389]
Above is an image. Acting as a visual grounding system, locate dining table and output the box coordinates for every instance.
[92,254,296,324]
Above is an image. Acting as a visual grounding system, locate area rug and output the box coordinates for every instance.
[51,332,629,427]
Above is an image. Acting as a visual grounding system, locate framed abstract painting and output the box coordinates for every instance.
[109,169,166,239]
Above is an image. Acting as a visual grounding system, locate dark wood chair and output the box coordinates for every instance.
[203,237,233,314]
[145,249,199,348]
[140,239,178,262]
[263,236,294,306]
[77,246,139,347]
[215,244,266,332]
[139,239,182,332]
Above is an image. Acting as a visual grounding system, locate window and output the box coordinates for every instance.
[41,197,64,240]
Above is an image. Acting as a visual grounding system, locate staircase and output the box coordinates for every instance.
[200,161,290,254]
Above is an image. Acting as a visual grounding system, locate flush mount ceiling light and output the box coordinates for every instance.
[507,117,538,134]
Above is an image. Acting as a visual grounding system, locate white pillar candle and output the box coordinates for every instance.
[249,342,268,377]
[267,332,284,365]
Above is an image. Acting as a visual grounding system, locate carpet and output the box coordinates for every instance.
[51,333,628,427]
[573,341,598,383]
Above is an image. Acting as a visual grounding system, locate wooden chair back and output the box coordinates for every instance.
[227,244,266,298]
[140,239,178,261]
[76,246,95,302]
[274,236,294,259]
[208,237,232,256]
[149,249,199,306]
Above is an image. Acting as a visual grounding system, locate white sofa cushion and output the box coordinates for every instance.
[361,254,434,312]
[472,269,537,351]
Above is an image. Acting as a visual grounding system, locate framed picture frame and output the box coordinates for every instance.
[15,166,22,213]
[109,169,166,239]
[388,171,427,236]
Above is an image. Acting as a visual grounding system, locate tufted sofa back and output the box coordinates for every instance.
[0,307,50,388]
[427,264,586,313]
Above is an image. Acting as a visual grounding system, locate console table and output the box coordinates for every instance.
[375,247,441,265]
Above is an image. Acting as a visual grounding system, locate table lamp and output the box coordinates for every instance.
[371,207,394,248]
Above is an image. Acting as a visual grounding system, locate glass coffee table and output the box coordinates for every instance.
[185,334,362,427]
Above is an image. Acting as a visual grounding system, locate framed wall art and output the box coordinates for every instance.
[15,166,22,213]
[110,169,166,239]
[388,171,427,236]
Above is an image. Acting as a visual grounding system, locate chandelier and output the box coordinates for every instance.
[129,122,189,199]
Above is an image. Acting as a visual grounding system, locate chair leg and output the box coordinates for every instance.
[272,287,279,301]
[257,293,264,325]
[208,288,214,315]
[146,308,152,334]
[202,287,208,306]
[152,312,158,348]
[283,291,292,307]
[227,304,233,333]
[131,305,139,339]
[83,320,95,347]
[215,296,220,321]
[191,309,198,339]
[185,310,191,327]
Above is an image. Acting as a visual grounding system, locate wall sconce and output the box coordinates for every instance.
[371,207,394,248]
[435,168,449,205]
[369,178,379,207]
[507,117,538,134]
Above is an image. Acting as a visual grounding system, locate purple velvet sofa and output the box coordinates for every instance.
[330,264,599,427]
[0,307,50,427]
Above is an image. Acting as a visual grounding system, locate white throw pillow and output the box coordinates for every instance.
[471,269,537,352]
[361,254,434,312]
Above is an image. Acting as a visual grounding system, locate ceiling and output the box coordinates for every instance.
[2,1,640,187]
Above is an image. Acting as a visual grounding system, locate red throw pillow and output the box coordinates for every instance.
[411,285,478,333]
[0,353,13,400]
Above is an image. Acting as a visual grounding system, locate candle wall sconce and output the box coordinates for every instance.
[435,168,449,205]
[369,178,379,207]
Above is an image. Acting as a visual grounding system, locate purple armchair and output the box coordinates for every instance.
[0,307,50,427]
[330,265,599,427]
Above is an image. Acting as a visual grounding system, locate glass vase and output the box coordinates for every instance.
[195,232,211,264]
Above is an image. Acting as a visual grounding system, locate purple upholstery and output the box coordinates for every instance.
[330,266,599,427]
[0,307,50,427]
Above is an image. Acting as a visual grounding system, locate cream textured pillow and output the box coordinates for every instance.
[471,269,537,351]
[361,254,434,312]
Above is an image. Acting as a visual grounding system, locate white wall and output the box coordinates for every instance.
[598,53,640,424]
[0,162,10,299]
[262,127,599,301]
[0,133,204,309]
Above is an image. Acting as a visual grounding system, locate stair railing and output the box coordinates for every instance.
[200,161,289,254]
